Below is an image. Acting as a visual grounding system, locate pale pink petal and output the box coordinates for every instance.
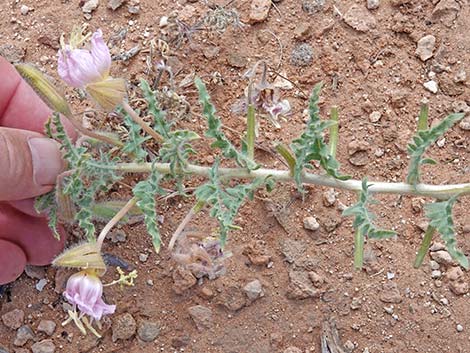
[58,48,102,88]
[90,29,111,78]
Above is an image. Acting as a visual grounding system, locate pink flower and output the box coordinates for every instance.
[58,28,126,110]
[58,29,110,88]
[64,270,115,321]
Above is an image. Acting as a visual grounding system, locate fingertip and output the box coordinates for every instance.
[0,239,27,285]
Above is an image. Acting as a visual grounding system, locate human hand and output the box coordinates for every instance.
[0,56,74,284]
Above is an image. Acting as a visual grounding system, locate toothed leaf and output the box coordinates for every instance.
[407,113,464,186]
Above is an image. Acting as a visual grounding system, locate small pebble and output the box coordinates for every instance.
[20,5,30,15]
[139,253,148,262]
[303,216,320,231]
[457,324,463,332]
[369,111,381,122]
[429,260,440,270]
[367,0,380,10]
[423,80,438,93]
[431,270,442,279]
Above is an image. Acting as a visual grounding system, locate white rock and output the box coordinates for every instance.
[416,35,436,61]
[82,0,99,13]
[459,116,470,131]
[367,0,380,10]
[457,324,464,332]
[423,80,438,93]
[303,216,320,231]
[369,111,381,122]
[159,16,168,27]
[20,5,30,15]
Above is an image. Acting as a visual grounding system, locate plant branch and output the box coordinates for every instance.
[121,101,164,143]
[92,162,470,199]
[97,197,138,249]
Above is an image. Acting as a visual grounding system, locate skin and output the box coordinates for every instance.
[0,56,75,284]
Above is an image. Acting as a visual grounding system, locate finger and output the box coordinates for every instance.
[0,239,27,285]
[0,56,77,139]
[0,127,64,201]
[0,203,65,266]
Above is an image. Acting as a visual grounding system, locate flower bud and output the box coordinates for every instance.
[15,63,72,117]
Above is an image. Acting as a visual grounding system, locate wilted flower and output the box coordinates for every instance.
[58,27,126,110]
[64,270,115,321]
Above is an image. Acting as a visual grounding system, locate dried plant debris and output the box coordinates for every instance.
[172,231,232,280]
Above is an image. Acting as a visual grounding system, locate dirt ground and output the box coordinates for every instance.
[0,0,470,352]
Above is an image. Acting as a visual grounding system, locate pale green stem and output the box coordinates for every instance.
[354,229,365,270]
[168,200,205,251]
[122,101,164,143]
[413,225,436,268]
[93,162,470,199]
[329,106,339,157]
[246,104,256,161]
[418,101,429,131]
[96,197,137,249]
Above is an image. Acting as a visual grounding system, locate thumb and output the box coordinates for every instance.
[0,127,63,201]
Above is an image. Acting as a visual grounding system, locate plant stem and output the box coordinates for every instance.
[96,197,137,249]
[246,104,256,161]
[96,162,470,199]
[275,143,296,176]
[413,225,436,268]
[329,106,339,157]
[354,229,364,270]
[418,100,429,131]
[65,116,124,147]
[122,101,164,143]
[168,200,205,251]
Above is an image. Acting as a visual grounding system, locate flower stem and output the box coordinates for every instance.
[354,229,365,270]
[168,200,205,251]
[96,197,137,249]
[418,100,429,131]
[246,104,256,161]
[329,106,339,157]
[65,116,124,147]
[121,101,164,143]
[413,225,436,268]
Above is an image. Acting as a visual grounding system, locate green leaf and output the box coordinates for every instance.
[159,129,199,193]
[195,159,267,246]
[121,109,150,162]
[140,79,172,139]
[407,113,465,185]
[34,190,60,239]
[342,179,396,240]
[424,196,469,269]
[195,77,258,170]
[133,165,166,252]
[290,83,349,192]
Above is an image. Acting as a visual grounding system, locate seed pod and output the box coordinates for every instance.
[15,63,72,117]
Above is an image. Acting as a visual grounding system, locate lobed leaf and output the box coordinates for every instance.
[159,130,200,193]
[133,165,166,252]
[290,83,349,192]
[194,77,258,170]
[195,159,268,246]
[406,113,464,186]
[424,196,468,269]
[342,179,396,240]
[120,109,150,162]
[140,79,172,139]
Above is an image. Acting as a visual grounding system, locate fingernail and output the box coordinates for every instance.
[28,137,63,186]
